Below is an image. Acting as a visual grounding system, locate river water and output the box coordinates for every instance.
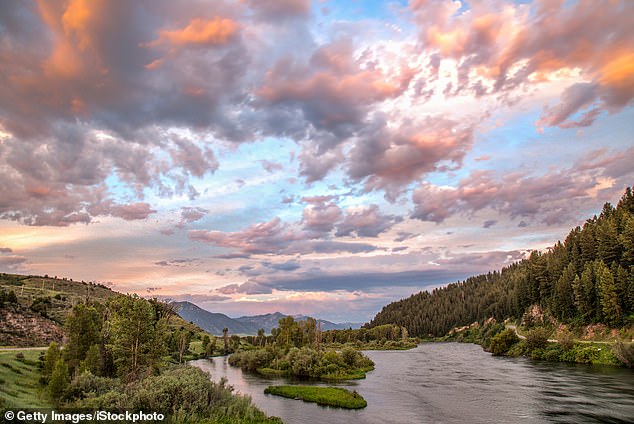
[191,343,634,424]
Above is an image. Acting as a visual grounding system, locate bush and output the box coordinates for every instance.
[525,327,550,351]
[489,329,519,356]
[65,372,119,401]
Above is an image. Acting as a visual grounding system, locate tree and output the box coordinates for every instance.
[79,344,101,375]
[48,358,70,404]
[177,329,192,364]
[43,342,61,382]
[596,261,621,325]
[552,263,576,321]
[108,295,165,380]
[201,334,210,356]
[222,328,229,354]
[64,303,102,372]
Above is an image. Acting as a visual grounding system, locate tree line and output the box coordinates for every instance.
[367,187,634,337]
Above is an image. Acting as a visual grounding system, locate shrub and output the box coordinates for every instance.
[525,327,550,351]
[489,329,519,356]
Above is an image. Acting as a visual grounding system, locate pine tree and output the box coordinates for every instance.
[48,358,70,404]
[596,261,621,325]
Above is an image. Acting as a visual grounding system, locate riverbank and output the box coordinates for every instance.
[229,346,375,380]
[439,320,634,367]
[264,386,367,409]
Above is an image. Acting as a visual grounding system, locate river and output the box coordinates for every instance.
[191,343,634,424]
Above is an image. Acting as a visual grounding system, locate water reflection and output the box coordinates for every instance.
[191,343,634,424]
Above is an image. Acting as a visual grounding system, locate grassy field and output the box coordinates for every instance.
[264,385,367,409]
[0,349,51,409]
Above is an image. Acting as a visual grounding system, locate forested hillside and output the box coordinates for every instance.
[368,188,634,337]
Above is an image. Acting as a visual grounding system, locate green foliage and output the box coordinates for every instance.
[368,187,634,336]
[29,296,52,317]
[64,303,102,372]
[489,329,520,356]
[229,345,374,380]
[264,385,367,409]
[0,289,18,304]
[48,359,70,404]
[43,342,61,383]
[525,327,550,351]
[108,294,167,380]
[80,344,101,375]
[67,366,281,423]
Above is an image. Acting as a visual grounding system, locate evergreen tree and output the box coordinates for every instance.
[596,261,621,325]
[48,358,70,404]
[64,303,102,372]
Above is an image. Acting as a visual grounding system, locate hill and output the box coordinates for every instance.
[367,187,634,338]
[0,274,205,347]
[173,301,362,335]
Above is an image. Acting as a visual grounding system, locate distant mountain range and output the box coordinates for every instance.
[172,301,362,335]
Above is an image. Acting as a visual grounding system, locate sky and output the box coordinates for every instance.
[0,0,633,323]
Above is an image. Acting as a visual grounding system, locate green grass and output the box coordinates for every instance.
[0,349,51,408]
[321,366,374,380]
[256,367,287,376]
[264,385,367,409]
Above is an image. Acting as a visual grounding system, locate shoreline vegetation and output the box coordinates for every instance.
[228,318,420,381]
[435,317,634,367]
[229,346,375,381]
[264,386,367,409]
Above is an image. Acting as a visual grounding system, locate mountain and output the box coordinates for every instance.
[367,187,634,338]
[172,301,362,335]
[293,315,363,331]
[235,312,287,333]
[172,301,253,335]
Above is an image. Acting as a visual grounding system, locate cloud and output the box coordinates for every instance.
[336,204,402,237]
[347,117,474,198]
[148,17,239,48]
[537,82,600,129]
[411,147,634,225]
[188,216,378,257]
[160,293,232,303]
[242,0,311,21]
[179,207,208,226]
[436,250,526,268]
[0,248,14,254]
[410,0,634,123]
[263,259,301,272]
[257,38,414,148]
[216,280,272,295]
[0,1,250,226]
[106,202,156,221]
[301,201,342,235]
[0,255,28,268]
[254,269,471,293]
[259,160,284,173]
[154,258,198,267]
